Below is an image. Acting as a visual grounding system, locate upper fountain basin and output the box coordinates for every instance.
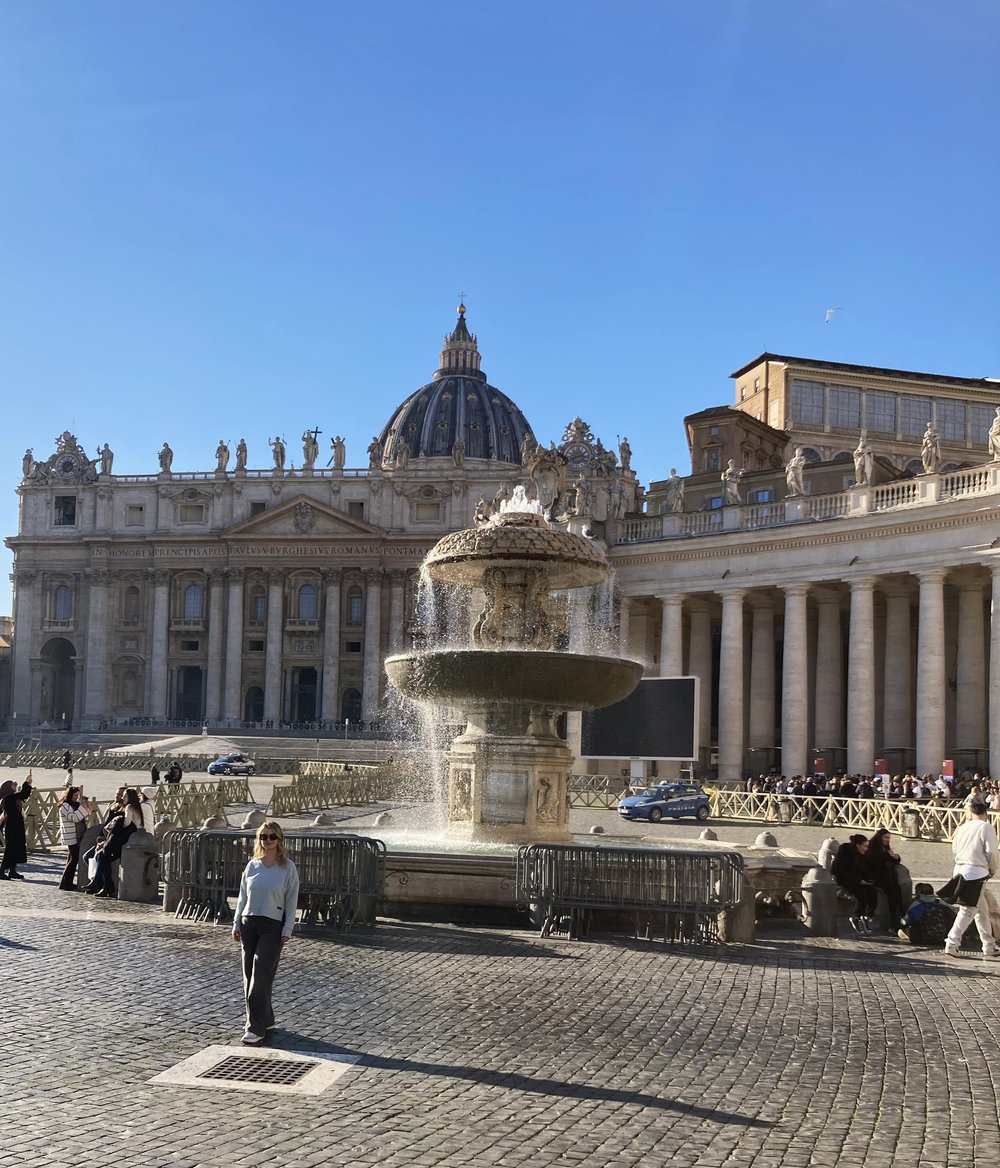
[385,649,643,712]
[423,511,609,589]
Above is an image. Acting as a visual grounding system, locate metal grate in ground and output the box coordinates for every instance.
[149,1044,359,1095]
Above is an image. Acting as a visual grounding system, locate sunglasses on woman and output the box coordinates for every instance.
[259,833,280,841]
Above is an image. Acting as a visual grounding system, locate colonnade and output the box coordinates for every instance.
[621,565,1000,780]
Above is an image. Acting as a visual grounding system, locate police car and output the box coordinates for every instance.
[617,782,710,823]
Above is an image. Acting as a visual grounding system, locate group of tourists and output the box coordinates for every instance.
[55,783,153,896]
[830,827,906,932]
[747,771,996,805]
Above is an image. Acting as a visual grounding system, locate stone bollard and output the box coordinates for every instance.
[817,837,839,871]
[719,882,756,942]
[118,830,161,903]
[202,815,228,829]
[589,825,605,834]
[241,810,266,830]
[800,866,838,936]
[153,816,174,843]
[699,828,718,841]
[313,813,334,826]
[754,831,778,848]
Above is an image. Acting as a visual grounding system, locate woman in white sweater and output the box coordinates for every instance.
[233,821,299,1045]
[56,785,90,891]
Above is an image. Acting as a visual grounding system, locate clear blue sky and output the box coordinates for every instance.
[2,1,998,611]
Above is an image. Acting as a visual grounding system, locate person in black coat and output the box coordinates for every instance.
[0,773,34,879]
[865,827,905,928]
[831,833,877,932]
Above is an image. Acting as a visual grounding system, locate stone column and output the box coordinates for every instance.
[263,568,284,724]
[956,577,986,755]
[781,584,810,777]
[320,568,342,722]
[916,568,947,775]
[9,570,37,728]
[659,594,685,677]
[222,570,244,723]
[718,590,746,782]
[83,569,110,724]
[989,567,1000,780]
[813,590,843,755]
[882,582,913,754]
[688,599,713,760]
[388,570,407,655]
[747,597,775,751]
[148,570,170,720]
[618,596,632,660]
[361,568,383,723]
[846,578,876,775]
[204,570,225,723]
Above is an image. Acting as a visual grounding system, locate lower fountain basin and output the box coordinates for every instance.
[385,649,643,711]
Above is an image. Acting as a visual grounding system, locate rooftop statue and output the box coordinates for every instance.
[618,436,632,472]
[99,443,114,476]
[452,436,465,468]
[215,440,230,472]
[367,436,383,470]
[722,459,744,505]
[989,407,1000,462]
[302,430,319,470]
[853,435,873,486]
[158,442,174,473]
[921,421,941,475]
[329,435,346,469]
[663,468,684,514]
[269,435,286,471]
[785,447,806,497]
[235,438,248,471]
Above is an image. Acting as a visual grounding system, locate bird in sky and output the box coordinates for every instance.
[824,307,842,323]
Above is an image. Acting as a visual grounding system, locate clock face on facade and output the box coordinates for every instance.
[56,454,81,479]
[563,442,592,471]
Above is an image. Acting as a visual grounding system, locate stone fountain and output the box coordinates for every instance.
[385,489,643,843]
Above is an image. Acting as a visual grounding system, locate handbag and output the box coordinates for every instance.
[75,816,88,843]
[937,875,963,904]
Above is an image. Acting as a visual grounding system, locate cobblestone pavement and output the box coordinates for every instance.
[4,849,1000,1168]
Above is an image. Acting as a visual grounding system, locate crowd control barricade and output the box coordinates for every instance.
[162,829,385,931]
[515,843,744,944]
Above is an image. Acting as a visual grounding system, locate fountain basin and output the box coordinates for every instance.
[386,649,643,712]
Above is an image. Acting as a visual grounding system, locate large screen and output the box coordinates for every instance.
[580,676,698,761]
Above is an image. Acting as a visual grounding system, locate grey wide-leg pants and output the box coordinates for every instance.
[240,915,284,1034]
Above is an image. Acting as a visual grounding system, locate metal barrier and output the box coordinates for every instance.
[515,843,744,943]
[162,829,386,930]
[709,789,985,843]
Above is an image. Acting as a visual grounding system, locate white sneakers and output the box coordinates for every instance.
[241,1030,264,1045]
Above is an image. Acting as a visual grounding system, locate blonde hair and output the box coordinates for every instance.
[253,820,288,864]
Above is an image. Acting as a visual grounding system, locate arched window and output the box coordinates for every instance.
[298,583,317,620]
[122,670,138,705]
[123,586,141,622]
[347,586,363,626]
[54,585,72,621]
[183,584,204,620]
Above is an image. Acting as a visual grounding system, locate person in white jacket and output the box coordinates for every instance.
[944,799,999,958]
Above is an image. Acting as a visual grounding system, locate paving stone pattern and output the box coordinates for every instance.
[2,854,999,1168]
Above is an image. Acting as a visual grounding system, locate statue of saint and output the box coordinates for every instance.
[302,430,319,470]
[619,436,632,471]
[785,447,807,497]
[722,459,744,505]
[989,407,1000,462]
[99,443,114,476]
[235,438,248,471]
[921,421,941,475]
[473,496,492,525]
[452,436,465,468]
[158,442,174,473]
[22,448,34,481]
[268,436,286,471]
[663,468,684,513]
[853,435,873,486]
[330,435,346,469]
[395,439,410,470]
[574,477,592,515]
[520,432,537,467]
[215,440,230,472]
[367,436,383,470]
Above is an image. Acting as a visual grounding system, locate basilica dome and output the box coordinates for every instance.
[378,305,534,466]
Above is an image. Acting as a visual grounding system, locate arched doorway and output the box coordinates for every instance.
[244,687,264,723]
[290,667,317,722]
[341,688,362,725]
[39,637,77,727]
[174,666,204,721]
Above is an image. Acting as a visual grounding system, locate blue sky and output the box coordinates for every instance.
[2,1,998,611]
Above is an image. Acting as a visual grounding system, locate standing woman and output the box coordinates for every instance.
[866,827,905,928]
[0,773,34,879]
[57,785,91,891]
[233,822,299,1045]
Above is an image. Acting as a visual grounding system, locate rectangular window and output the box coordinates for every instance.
[54,496,77,526]
[864,390,896,435]
[749,488,774,503]
[180,639,200,651]
[704,496,724,510]
[899,394,930,437]
[247,639,265,653]
[936,398,966,442]
[347,501,365,521]
[739,386,746,400]
[414,502,441,522]
[789,379,825,426]
[125,504,145,526]
[251,594,266,623]
[179,503,205,523]
[705,450,721,471]
[754,377,760,390]
[827,386,861,429]
[708,425,720,436]
[345,640,362,653]
[969,403,994,445]
[249,501,266,517]
[348,595,363,625]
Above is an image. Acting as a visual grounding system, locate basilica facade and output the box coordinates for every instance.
[8,312,1000,782]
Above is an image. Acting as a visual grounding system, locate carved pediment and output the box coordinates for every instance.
[224,494,385,539]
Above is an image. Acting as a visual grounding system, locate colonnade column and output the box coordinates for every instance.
[813,590,843,757]
[204,570,225,722]
[955,578,986,755]
[881,583,912,754]
[915,568,946,775]
[388,570,407,655]
[989,567,1000,780]
[846,578,875,775]
[659,594,685,677]
[687,600,713,762]
[263,568,284,723]
[222,570,244,723]
[320,569,342,722]
[781,584,810,777]
[148,570,170,720]
[83,569,109,723]
[718,590,746,782]
[361,568,383,723]
[747,598,774,752]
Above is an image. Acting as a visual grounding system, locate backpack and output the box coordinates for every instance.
[907,902,954,946]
